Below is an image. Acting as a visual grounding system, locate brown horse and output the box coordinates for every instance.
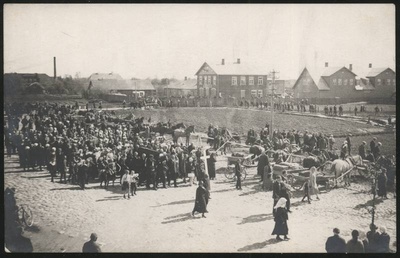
[330,155,363,186]
[173,125,195,146]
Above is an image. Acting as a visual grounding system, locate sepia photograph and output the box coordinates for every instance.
[3,3,396,253]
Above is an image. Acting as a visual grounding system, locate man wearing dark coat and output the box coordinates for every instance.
[370,137,377,156]
[358,141,366,159]
[257,151,269,182]
[346,134,352,155]
[82,233,102,253]
[207,153,217,180]
[377,169,388,199]
[325,228,346,253]
[192,180,209,218]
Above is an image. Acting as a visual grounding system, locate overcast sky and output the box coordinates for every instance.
[4,4,395,80]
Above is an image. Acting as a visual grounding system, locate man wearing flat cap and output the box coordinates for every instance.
[82,233,101,253]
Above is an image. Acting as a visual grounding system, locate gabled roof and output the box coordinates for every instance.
[89,79,155,91]
[195,61,267,76]
[167,79,197,90]
[366,68,395,78]
[316,78,330,90]
[89,72,123,81]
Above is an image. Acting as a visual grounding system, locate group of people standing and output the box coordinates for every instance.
[325,224,391,253]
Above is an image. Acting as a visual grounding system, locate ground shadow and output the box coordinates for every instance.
[290,200,309,207]
[24,225,40,233]
[162,212,201,224]
[239,190,259,196]
[237,238,281,252]
[96,195,123,202]
[151,199,194,207]
[354,198,384,210]
[20,174,51,179]
[238,213,274,225]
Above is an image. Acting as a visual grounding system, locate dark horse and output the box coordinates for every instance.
[173,125,195,146]
[99,164,117,189]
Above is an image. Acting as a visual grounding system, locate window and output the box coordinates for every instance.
[199,76,203,85]
[249,76,254,85]
[211,88,217,97]
[387,79,391,85]
[199,87,204,97]
[338,79,342,85]
[258,90,263,98]
[393,79,396,86]
[377,79,381,86]
[232,76,237,85]
[213,76,217,85]
[344,79,348,86]
[240,90,245,98]
[205,87,209,97]
[333,78,337,85]
[251,90,257,97]
[207,76,211,85]
[349,79,354,85]
[240,76,246,86]
[258,76,263,85]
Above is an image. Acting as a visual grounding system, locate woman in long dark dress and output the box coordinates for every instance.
[271,197,289,241]
[192,180,210,218]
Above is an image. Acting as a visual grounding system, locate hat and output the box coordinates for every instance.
[373,137,377,140]
[333,228,340,234]
[378,142,382,146]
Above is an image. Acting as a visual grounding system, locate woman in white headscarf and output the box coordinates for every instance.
[309,166,320,200]
[271,197,289,241]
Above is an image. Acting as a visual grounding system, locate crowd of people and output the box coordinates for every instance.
[3,102,217,197]
[4,100,394,253]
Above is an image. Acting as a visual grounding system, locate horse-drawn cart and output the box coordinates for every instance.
[223,154,253,181]
[286,170,336,192]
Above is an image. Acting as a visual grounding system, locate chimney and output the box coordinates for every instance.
[221,59,225,65]
[369,63,372,68]
[349,64,353,71]
[325,62,328,68]
[184,76,187,81]
[237,58,240,64]
[53,57,57,80]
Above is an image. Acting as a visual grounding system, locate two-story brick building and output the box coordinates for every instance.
[195,59,268,99]
[292,63,396,103]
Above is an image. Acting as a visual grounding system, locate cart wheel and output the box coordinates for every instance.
[18,205,34,228]
[224,167,235,180]
[242,158,252,166]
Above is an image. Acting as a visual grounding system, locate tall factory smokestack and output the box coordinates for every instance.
[53,57,57,80]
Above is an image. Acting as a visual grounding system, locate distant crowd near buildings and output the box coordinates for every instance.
[3,59,396,105]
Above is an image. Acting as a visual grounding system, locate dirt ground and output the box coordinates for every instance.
[4,153,396,253]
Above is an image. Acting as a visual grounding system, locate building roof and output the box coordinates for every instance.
[89,79,155,91]
[167,79,197,90]
[315,78,330,90]
[89,72,123,81]
[195,61,267,76]
[366,68,395,77]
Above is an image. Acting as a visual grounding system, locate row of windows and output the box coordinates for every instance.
[232,76,264,86]
[332,78,354,86]
[376,78,396,86]
[198,75,217,86]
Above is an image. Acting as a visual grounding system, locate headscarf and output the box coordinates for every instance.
[273,197,287,210]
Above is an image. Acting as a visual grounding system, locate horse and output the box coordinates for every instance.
[173,125,195,146]
[330,155,363,187]
[99,162,117,189]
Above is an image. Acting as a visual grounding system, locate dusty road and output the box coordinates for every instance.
[4,155,396,253]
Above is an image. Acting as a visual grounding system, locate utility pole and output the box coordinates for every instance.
[268,69,279,137]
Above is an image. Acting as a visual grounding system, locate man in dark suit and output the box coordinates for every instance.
[325,228,346,253]
[370,137,377,156]
[257,151,269,182]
